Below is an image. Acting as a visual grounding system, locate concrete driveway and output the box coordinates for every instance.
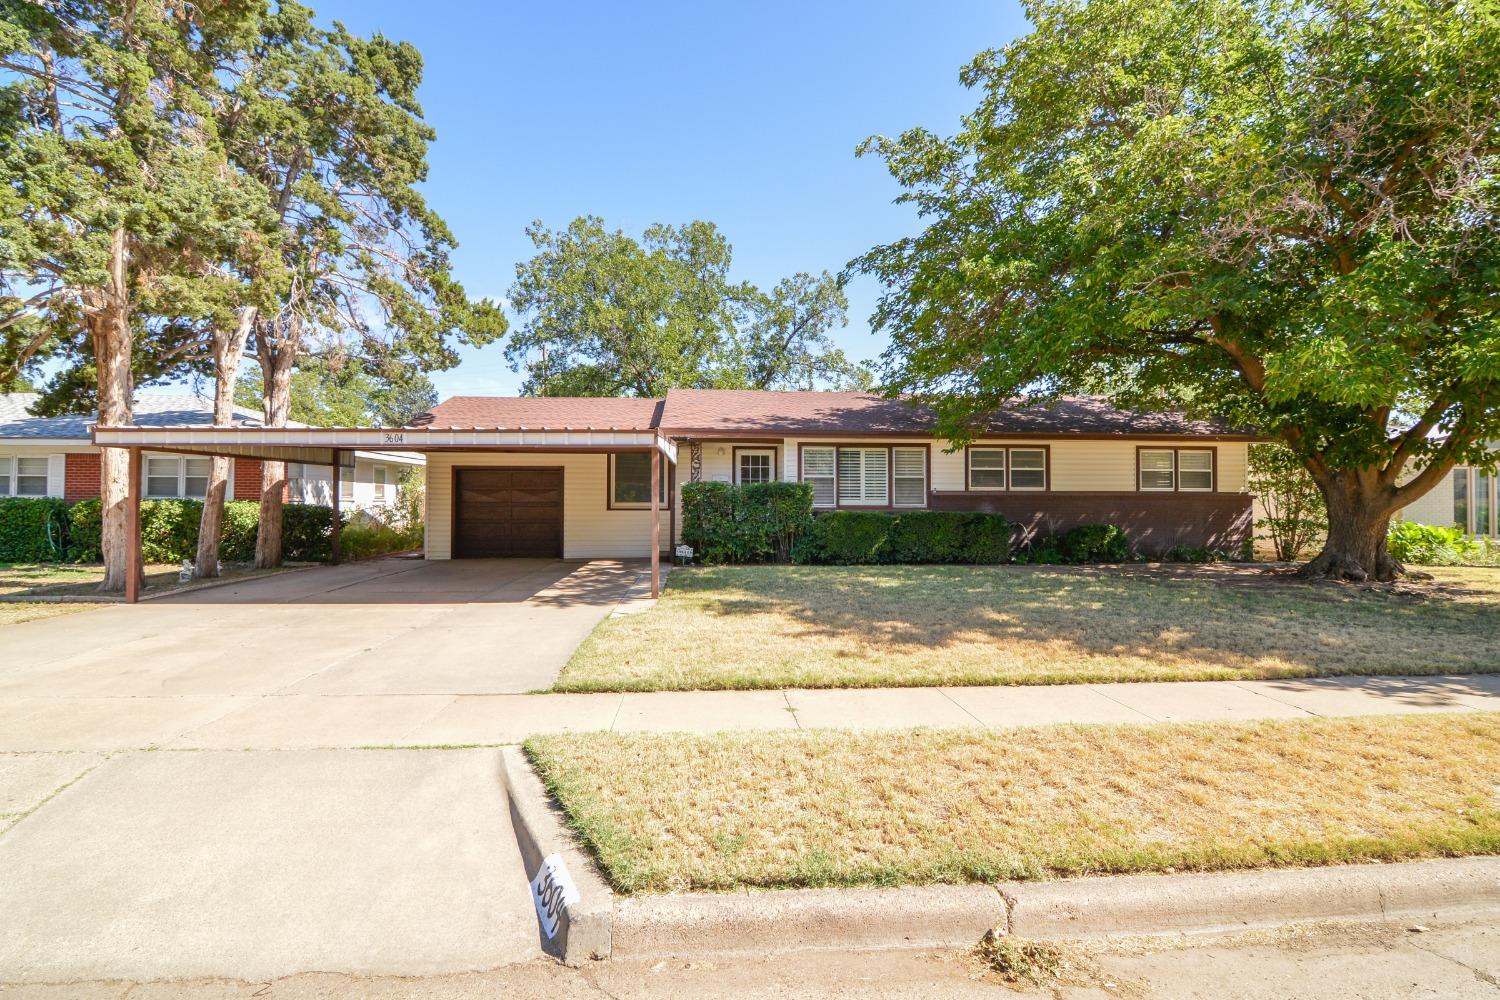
[0,557,646,985]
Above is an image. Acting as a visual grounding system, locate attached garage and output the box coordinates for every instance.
[452,467,564,558]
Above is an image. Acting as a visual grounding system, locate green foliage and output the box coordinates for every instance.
[1248,444,1327,561]
[236,353,439,428]
[854,0,1500,577]
[506,216,868,397]
[681,481,815,564]
[1057,524,1132,564]
[0,498,71,561]
[793,511,1012,565]
[45,498,335,565]
[1164,544,1232,564]
[1388,522,1479,567]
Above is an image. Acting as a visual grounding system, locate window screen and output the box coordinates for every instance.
[1139,450,1175,491]
[1009,449,1046,490]
[969,449,1006,489]
[1177,450,1214,491]
[802,447,836,507]
[893,448,925,506]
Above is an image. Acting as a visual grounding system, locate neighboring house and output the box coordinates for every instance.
[0,392,420,510]
[410,389,1257,560]
[1397,447,1500,538]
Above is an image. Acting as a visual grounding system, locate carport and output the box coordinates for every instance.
[90,422,678,603]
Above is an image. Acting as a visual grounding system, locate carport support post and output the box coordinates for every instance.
[650,446,660,598]
[330,449,342,566]
[125,446,142,604]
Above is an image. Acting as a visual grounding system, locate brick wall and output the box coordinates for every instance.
[64,452,101,501]
[927,490,1254,557]
[232,458,263,501]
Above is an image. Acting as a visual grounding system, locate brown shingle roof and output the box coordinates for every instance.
[411,390,1251,438]
[659,389,1248,437]
[410,396,664,430]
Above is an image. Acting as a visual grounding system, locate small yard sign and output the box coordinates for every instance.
[529,853,580,940]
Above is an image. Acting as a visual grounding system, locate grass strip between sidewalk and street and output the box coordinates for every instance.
[554,564,1500,691]
[525,713,1500,894]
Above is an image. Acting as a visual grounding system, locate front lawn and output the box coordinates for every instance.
[555,564,1500,691]
[526,714,1500,894]
[0,561,300,627]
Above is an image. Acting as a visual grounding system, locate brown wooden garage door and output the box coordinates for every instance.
[452,468,563,558]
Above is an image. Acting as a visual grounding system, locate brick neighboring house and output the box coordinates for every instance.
[0,392,420,510]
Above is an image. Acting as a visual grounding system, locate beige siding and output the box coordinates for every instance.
[1398,468,1458,528]
[426,451,662,560]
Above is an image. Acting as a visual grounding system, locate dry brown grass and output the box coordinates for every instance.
[526,714,1500,894]
[0,562,185,598]
[0,601,104,626]
[556,564,1500,691]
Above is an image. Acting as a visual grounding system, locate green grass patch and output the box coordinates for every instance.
[554,564,1500,691]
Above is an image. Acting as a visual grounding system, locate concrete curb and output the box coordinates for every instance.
[498,746,614,965]
[607,856,1500,959]
[1001,855,1500,939]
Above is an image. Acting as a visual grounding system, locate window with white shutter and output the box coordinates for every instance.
[1139,449,1175,491]
[802,447,836,507]
[893,447,926,507]
[837,448,888,506]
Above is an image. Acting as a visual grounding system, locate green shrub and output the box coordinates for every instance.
[1058,523,1132,563]
[794,510,893,564]
[1014,534,1064,565]
[793,510,1012,565]
[681,481,814,564]
[282,503,336,561]
[341,520,423,560]
[219,501,262,561]
[1164,543,1231,563]
[138,499,202,563]
[0,497,72,561]
[66,498,102,562]
[1388,521,1479,566]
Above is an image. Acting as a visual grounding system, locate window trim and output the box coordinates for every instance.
[606,451,671,510]
[1454,465,1499,537]
[732,446,778,486]
[1136,446,1217,493]
[4,454,51,497]
[798,443,931,511]
[372,464,388,504]
[964,444,1051,493]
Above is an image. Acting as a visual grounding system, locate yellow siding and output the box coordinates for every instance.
[426,451,661,560]
[1398,470,1457,527]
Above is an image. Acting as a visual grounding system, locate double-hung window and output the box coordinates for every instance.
[1453,467,1497,536]
[0,456,49,496]
[145,455,210,498]
[802,447,837,508]
[837,447,888,506]
[1139,448,1215,492]
[892,447,926,506]
[968,447,1047,491]
[373,465,388,504]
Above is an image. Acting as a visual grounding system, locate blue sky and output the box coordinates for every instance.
[297,1,1028,399]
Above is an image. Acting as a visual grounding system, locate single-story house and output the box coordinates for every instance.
[0,392,420,509]
[409,390,1257,562]
[1397,447,1500,538]
[89,388,1257,601]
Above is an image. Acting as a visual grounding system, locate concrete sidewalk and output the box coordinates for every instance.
[4,673,1495,752]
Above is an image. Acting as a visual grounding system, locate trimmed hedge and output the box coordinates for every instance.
[793,510,1013,565]
[0,498,72,561]
[2,497,336,565]
[681,481,815,564]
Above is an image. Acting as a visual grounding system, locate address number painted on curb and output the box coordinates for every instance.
[530,853,581,940]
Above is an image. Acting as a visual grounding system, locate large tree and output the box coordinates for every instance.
[507,216,868,396]
[214,9,503,567]
[1,0,275,589]
[855,0,1500,581]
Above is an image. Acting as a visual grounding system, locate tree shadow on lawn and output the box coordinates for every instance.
[687,564,1500,679]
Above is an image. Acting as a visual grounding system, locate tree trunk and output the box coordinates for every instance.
[194,306,257,578]
[88,228,142,593]
[253,317,296,569]
[1299,473,1402,582]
